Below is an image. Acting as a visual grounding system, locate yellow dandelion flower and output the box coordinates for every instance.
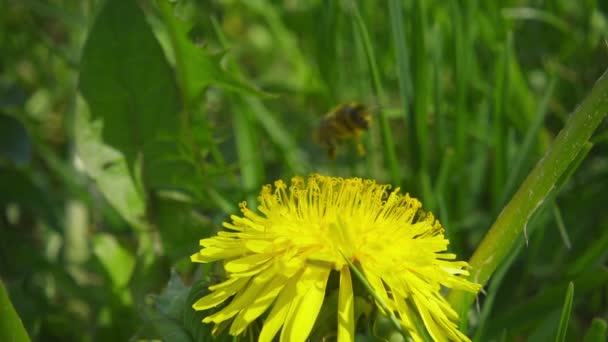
[191,174,481,341]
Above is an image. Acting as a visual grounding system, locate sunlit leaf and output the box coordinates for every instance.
[92,233,136,289]
[0,280,31,342]
[74,103,146,229]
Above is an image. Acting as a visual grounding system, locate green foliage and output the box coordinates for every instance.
[555,282,574,342]
[1,0,607,340]
[79,0,183,191]
[0,280,31,342]
[583,318,607,342]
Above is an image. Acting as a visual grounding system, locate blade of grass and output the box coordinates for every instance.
[450,0,468,164]
[449,1,470,212]
[411,0,429,177]
[409,0,435,207]
[473,235,524,341]
[350,1,402,185]
[485,267,606,338]
[244,98,309,175]
[431,26,447,153]
[555,282,574,342]
[491,32,512,208]
[388,0,413,185]
[499,76,557,207]
[232,97,264,205]
[565,219,608,278]
[210,17,308,176]
[448,67,608,316]
[474,188,567,339]
[349,18,380,179]
[435,148,455,202]
[551,202,572,249]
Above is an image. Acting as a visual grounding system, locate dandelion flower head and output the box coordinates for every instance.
[191,174,481,341]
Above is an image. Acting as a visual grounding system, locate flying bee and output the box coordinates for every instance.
[314,102,372,160]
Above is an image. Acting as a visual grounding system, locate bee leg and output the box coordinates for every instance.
[356,140,366,156]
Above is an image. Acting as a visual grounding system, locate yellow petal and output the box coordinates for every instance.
[280,265,330,342]
[361,265,392,313]
[244,239,273,253]
[259,269,305,342]
[337,266,354,342]
[224,253,272,273]
[193,277,249,311]
[229,273,289,335]
[392,291,422,342]
[205,265,278,323]
[413,294,449,342]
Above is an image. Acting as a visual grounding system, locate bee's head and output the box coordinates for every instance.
[347,103,371,128]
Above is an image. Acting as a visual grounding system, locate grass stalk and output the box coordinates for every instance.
[351,1,402,185]
[448,67,608,317]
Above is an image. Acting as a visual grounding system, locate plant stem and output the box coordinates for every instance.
[448,67,608,318]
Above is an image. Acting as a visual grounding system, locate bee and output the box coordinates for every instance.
[314,102,372,160]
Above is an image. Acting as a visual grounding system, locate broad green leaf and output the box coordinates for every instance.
[0,280,31,342]
[79,0,182,189]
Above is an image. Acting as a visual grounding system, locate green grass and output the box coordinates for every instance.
[1,0,607,341]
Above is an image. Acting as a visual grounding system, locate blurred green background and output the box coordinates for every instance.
[1,0,607,340]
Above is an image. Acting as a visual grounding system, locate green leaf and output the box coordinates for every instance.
[138,272,196,342]
[449,67,608,314]
[583,318,607,342]
[79,0,182,188]
[158,0,268,105]
[154,191,211,263]
[140,310,194,342]
[0,280,31,342]
[139,273,193,342]
[92,233,136,289]
[74,102,146,229]
[155,271,189,319]
[184,279,234,342]
[209,18,308,176]
[555,282,574,342]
